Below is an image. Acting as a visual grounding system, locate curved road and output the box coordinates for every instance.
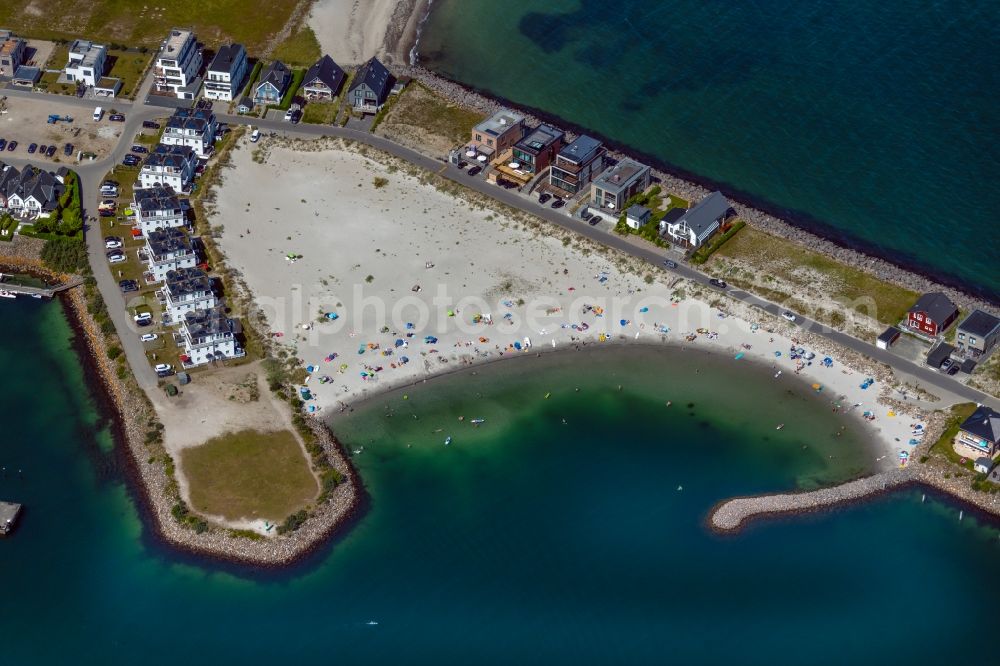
[7,80,996,408]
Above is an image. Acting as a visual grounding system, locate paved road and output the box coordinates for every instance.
[10,81,995,407]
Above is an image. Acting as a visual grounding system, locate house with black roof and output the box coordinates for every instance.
[254,60,291,106]
[203,43,248,102]
[139,144,198,192]
[180,306,244,367]
[348,56,394,114]
[301,54,345,100]
[906,292,959,337]
[0,162,66,218]
[549,135,606,196]
[161,106,218,157]
[133,185,189,235]
[160,267,215,324]
[660,191,730,249]
[956,309,1000,361]
[956,405,1000,458]
[145,227,197,282]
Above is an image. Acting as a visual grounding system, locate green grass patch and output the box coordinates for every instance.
[301,101,338,125]
[0,1,300,52]
[270,25,321,67]
[375,81,483,147]
[181,428,318,523]
[713,226,919,325]
[929,402,978,468]
[105,48,153,98]
[690,220,746,264]
[240,60,263,101]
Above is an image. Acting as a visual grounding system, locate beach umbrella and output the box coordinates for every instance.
[639,307,649,313]
[325,312,339,320]
[477,155,487,162]
[465,150,476,158]
[395,339,404,347]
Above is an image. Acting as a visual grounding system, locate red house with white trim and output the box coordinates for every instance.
[906,292,959,337]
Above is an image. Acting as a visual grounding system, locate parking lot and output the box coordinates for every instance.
[0,94,124,160]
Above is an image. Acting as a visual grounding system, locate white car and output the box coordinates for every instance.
[100,188,118,197]
[250,128,260,143]
[781,311,797,322]
[133,312,152,324]
[105,239,123,249]
[140,333,158,342]
[108,254,126,264]
[154,363,172,372]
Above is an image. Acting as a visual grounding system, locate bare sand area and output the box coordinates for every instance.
[308,0,405,65]
[0,94,122,159]
[210,137,937,469]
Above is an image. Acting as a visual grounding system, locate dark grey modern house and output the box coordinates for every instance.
[348,56,394,114]
[955,309,1000,361]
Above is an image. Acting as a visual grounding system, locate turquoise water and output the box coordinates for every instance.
[418,0,1000,299]
[2,302,999,664]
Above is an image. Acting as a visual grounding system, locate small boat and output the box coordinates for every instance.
[366,621,378,626]
[776,424,784,430]
[774,370,782,378]
[471,418,485,425]
[0,289,16,299]
[444,436,452,446]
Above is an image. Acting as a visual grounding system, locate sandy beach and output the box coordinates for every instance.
[208,137,933,470]
[308,0,415,65]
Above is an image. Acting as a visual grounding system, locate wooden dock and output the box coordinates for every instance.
[0,501,22,535]
[0,276,84,299]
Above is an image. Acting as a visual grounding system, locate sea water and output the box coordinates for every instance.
[0,303,996,665]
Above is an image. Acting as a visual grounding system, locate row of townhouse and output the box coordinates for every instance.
[156,267,243,367]
[138,143,199,192]
[240,53,392,113]
[0,162,67,217]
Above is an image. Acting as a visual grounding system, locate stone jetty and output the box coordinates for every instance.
[709,469,913,532]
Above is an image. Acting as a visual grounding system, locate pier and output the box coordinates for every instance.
[0,501,22,535]
[0,276,84,299]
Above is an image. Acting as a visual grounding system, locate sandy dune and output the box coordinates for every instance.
[308,0,403,65]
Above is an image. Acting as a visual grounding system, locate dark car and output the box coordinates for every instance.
[63,143,74,156]
[45,145,56,157]
[122,155,140,166]
[456,161,468,170]
[551,199,564,209]
[130,144,148,153]
[538,193,551,205]
[663,260,678,269]
[27,143,37,154]
[109,113,125,122]
[38,144,47,154]
[708,278,728,289]
[6,140,16,151]
[118,279,139,293]
[590,214,602,224]
[141,120,160,129]
[156,369,174,378]
[946,364,960,376]
[467,166,482,177]
[940,358,954,371]
[0,139,6,151]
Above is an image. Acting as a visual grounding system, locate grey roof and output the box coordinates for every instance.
[926,342,955,368]
[675,191,729,236]
[143,144,196,170]
[207,43,245,75]
[12,65,40,82]
[958,309,1000,337]
[165,106,215,134]
[593,159,649,194]
[626,204,650,219]
[960,405,1000,445]
[558,134,603,164]
[877,326,901,342]
[0,162,65,209]
[164,267,210,299]
[960,359,977,374]
[303,54,345,93]
[257,60,290,94]
[147,227,192,258]
[908,292,958,324]
[515,123,563,153]
[475,109,526,137]
[134,185,184,214]
[348,56,393,99]
[183,306,233,341]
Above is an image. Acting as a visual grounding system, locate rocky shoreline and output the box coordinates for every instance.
[383,57,996,311]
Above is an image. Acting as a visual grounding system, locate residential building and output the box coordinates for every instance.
[161,267,215,324]
[11,65,40,87]
[591,159,651,211]
[876,326,901,350]
[301,54,345,100]
[64,39,107,87]
[955,405,1000,459]
[660,191,730,249]
[0,162,66,218]
[161,106,217,158]
[203,43,247,102]
[906,292,959,337]
[132,185,189,235]
[348,56,394,113]
[491,123,564,187]
[956,309,1000,360]
[468,109,525,161]
[145,227,197,282]
[549,135,606,196]
[0,34,27,78]
[139,144,198,192]
[180,306,244,367]
[154,29,202,99]
[254,60,291,106]
[625,205,651,230]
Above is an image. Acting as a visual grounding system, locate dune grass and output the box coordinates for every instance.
[271,24,322,67]
[181,428,318,522]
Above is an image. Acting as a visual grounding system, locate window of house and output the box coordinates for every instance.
[487,139,493,146]
[970,337,977,345]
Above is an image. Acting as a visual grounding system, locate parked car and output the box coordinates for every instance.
[100,186,119,197]
[122,155,139,166]
[130,144,148,154]
[580,212,593,222]
[940,358,954,371]
[0,139,6,151]
[551,198,564,209]
[105,237,123,249]
[456,161,468,170]
[708,278,728,289]
[467,166,482,177]
[38,144,47,154]
[947,364,960,376]
[6,141,16,151]
[119,280,138,293]
[109,113,125,122]
[45,145,56,157]
[27,143,37,154]
[590,215,602,224]
[781,311,797,322]
[663,259,677,269]
[250,128,260,143]
[154,363,172,373]
[108,253,126,264]
[99,209,116,217]
[63,143,73,156]
[156,368,174,378]
[134,312,152,325]
[140,333,158,342]
[538,193,551,205]
[141,121,160,129]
